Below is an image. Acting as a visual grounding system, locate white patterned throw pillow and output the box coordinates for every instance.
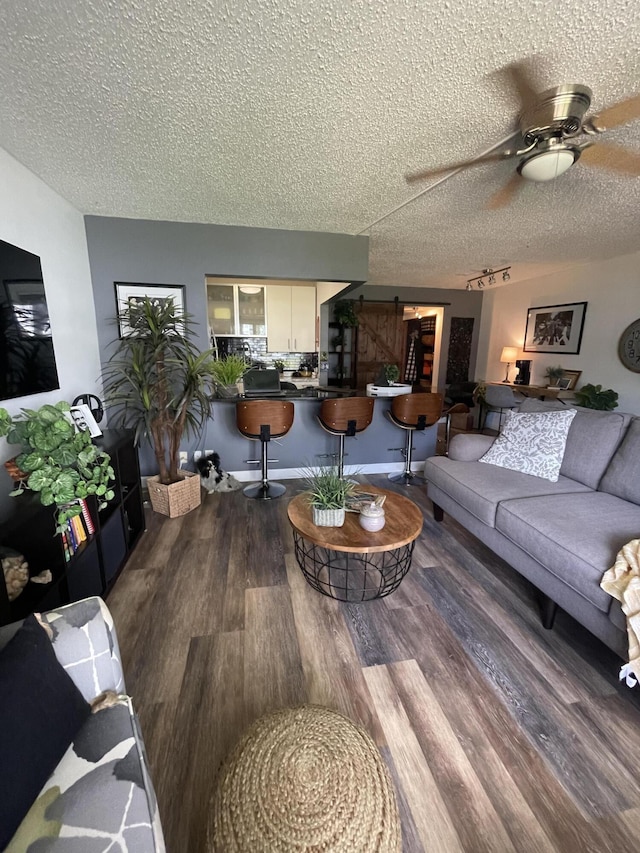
[479,409,577,481]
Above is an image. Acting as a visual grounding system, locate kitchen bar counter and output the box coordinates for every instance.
[173,393,438,480]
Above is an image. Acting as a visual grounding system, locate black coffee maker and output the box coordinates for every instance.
[514,359,531,385]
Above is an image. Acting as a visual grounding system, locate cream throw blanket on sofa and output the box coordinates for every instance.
[601,539,640,685]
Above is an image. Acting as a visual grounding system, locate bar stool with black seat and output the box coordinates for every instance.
[236,400,295,499]
[387,392,443,484]
[317,397,375,477]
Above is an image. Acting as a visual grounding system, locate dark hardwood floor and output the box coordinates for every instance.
[107,475,640,852]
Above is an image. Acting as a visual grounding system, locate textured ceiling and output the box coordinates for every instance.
[1,0,639,289]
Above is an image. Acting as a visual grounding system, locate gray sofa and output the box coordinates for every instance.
[0,596,165,852]
[424,403,640,657]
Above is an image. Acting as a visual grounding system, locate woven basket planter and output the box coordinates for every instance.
[147,470,201,518]
[4,457,28,482]
[312,505,345,527]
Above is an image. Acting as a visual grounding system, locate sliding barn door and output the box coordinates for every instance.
[355,302,405,390]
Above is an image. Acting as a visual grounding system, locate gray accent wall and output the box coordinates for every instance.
[84,216,369,359]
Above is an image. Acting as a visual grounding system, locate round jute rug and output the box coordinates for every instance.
[209,705,401,852]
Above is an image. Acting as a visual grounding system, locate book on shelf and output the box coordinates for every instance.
[79,498,95,535]
[71,514,87,544]
[61,530,72,562]
[66,519,78,552]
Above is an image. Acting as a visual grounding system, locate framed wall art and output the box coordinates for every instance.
[523,302,587,355]
[561,369,582,391]
[115,282,186,337]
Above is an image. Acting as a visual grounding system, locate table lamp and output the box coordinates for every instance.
[500,347,519,383]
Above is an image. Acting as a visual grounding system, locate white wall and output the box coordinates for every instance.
[477,251,640,414]
[0,147,101,424]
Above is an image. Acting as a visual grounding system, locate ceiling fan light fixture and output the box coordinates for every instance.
[518,147,578,182]
[502,270,510,282]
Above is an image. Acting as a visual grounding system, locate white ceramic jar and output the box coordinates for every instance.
[359,502,386,532]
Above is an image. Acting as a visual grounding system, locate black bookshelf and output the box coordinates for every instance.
[0,429,145,626]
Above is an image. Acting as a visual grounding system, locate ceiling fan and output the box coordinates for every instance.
[406,59,640,209]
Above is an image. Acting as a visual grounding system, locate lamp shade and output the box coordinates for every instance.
[500,346,519,363]
[519,148,576,182]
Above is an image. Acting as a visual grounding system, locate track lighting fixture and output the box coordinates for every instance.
[466,265,511,290]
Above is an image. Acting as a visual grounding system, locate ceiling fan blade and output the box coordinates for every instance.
[406,151,512,184]
[494,58,540,114]
[580,142,640,176]
[485,173,523,210]
[593,92,640,130]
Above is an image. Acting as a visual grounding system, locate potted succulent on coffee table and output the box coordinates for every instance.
[101,297,217,517]
[0,401,115,532]
[303,465,356,527]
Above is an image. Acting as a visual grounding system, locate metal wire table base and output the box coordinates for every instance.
[292,531,415,602]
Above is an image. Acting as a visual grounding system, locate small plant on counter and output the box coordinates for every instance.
[544,365,565,385]
[209,354,250,392]
[0,401,115,532]
[383,363,400,385]
[574,383,619,411]
[273,359,285,374]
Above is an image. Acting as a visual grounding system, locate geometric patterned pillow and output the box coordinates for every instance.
[38,597,126,703]
[7,698,165,852]
[479,409,577,482]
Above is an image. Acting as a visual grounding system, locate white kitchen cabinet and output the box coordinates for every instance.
[266,285,316,352]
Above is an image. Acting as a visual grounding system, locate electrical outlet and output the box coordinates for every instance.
[193,450,203,462]
[179,451,188,466]
[204,449,214,457]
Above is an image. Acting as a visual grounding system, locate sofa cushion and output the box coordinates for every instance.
[599,417,640,505]
[479,409,576,482]
[0,615,90,850]
[560,409,631,489]
[496,492,640,612]
[517,401,631,488]
[425,456,591,527]
[7,697,165,852]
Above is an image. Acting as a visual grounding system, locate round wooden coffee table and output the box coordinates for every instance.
[287,486,423,602]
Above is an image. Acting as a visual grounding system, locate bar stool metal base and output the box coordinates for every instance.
[243,481,287,500]
[388,471,425,486]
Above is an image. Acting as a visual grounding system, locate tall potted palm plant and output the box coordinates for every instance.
[101,297,216,517]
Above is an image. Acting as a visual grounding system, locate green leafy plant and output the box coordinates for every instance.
[102,297,217,485]
[573,383,619,411]
[333,300,359,327]
[273,359,285,373]
[544,365,565,384]
[209,354,249,388]
[0,401,115,531]
[302,465,357,509]
[383,363,400,385]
